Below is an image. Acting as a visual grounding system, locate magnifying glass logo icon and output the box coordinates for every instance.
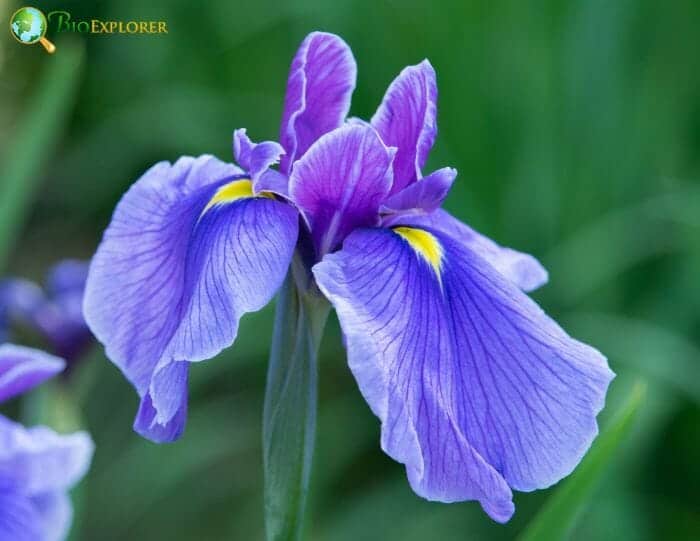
[10,7,56,54]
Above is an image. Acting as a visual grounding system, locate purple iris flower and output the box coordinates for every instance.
[84,32,614,521]
[0,260,92,366]
[0,344,94,540]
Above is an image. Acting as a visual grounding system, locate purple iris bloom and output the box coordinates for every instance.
[0,344,94,541]
[0,260,92,366]
[84,32,614,521]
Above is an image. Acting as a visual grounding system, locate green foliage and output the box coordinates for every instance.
[0,37,83,270]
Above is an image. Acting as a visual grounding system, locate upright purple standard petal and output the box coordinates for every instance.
[289,125,396,256]
[84,155,299,441]
[313,226,613,521]
[279,32,357,174]
[0,344,64,403]
[401,209,549,292]
[371,60,437,193]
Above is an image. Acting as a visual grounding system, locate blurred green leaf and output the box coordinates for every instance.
[546,187,700,306]
[85,395,259,540]
[0,38,84,270]
[518,381,646,541]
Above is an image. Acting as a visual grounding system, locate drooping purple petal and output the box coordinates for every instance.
[233,128,285,187]
[84,155,298,441]
[133,361,188,443]
[313,226,613,521]
[0,344,64,404]
[0,490,42,541]
[399,209,549,292]
[380,167,456,217]
[371,60,437,193]
[0,416,93,496]
[279,32,357,174]
[289,124,395,256]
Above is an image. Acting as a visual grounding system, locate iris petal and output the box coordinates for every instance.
[400,209,549,292]
[313,225,613,521]
[381,167,457,217]
[0,344,64,404]
[84,155,298,441]
[232,128,285,189]
[280,32,357,174]
[0,416,93,496]
[133,361,188,443]
[371,60,437,193]
[0,490,42,541]
[31,492,72,541]
[290,124,395,256]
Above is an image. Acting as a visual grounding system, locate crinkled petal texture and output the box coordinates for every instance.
[0,415,93,541]
[290,125,395,255]
[280,32,357,174]
[371,60,437,194]
[0,344,64,404]
[84,155,299,442]
[313,226,614,522]
[400,209,549,292]
[0,417,93,496]
[232,128,285,187]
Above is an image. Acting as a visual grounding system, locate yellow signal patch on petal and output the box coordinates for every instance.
[201,178,271,216]
[393,226,444,276]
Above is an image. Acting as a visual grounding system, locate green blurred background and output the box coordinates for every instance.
[1,0,699,539]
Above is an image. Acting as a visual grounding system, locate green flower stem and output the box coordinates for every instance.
[262,255,330,541]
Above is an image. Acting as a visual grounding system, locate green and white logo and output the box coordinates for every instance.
[10,6,56,53]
